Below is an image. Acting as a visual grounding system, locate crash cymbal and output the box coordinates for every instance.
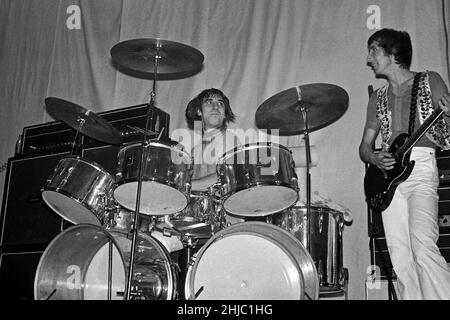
[45,97,123,145]
[110,38,204,75]
[255,83,349,135]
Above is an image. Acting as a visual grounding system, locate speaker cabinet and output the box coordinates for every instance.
[82,145,121,175]
[0,249,44,300]
[0,153,69,247]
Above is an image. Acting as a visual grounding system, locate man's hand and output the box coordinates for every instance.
[371,151,396,170]
[439,93,450,116]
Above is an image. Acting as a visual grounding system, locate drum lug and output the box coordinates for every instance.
[291,177,299,191]
[318,212,323,234]
[186,182,191,194]
[317,260,323,284]
[274,176,282,186]
[171,261,182,273]
[338,219,344,237]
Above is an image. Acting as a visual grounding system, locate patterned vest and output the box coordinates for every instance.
[376,71,450,150]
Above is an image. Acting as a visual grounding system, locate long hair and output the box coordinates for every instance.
[185,88,236,130]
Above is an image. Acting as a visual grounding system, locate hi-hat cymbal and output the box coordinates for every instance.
[255,83,349,135]
[110,38,204,75]
[45,97,123,145]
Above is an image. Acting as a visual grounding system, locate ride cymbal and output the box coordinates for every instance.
[255,83,349,135]
[110,38,204,76]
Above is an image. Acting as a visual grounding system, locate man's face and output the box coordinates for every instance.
[198,94,226,130]
[367,42,394,76]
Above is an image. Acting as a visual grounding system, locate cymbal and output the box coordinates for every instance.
[45,97,123,145]
[255,83,349,135]
[110,38,204,75]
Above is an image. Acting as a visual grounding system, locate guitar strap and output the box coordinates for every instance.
[407,72,422,137]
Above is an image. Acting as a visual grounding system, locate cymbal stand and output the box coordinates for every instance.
[298,100,312,252]
[125,40,162,300]
[70,117,85,156]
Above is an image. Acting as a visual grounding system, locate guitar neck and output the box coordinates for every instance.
[395,108,443,157]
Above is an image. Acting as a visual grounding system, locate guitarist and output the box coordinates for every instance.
[359,28,450,299]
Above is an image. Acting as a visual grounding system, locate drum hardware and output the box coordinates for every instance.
[108,238,114,300]
[110,38,204,300]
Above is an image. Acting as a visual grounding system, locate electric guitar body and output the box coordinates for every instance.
[364,133,415,212]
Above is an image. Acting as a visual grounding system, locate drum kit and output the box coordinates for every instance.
[33,38,349,300]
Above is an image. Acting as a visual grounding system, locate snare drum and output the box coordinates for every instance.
[272,205,345,294]
[184,222,319,300]
[41,156,115,225]
[103,206,153,233]
[34,224,178,300]
[168,187,225,238]
[216,143,299,217]
[114,141,193,216]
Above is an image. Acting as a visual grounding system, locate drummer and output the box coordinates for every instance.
[184,88,241,191]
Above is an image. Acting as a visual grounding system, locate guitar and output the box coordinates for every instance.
[364,108,444,211]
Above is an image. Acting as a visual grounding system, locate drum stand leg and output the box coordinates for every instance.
[342,267,349,300]
[125,46,162,300]
[108,239,113,300]
[297,100,312,252]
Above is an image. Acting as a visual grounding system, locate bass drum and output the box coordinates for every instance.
[34,224,177,300]
[185,222,319,300]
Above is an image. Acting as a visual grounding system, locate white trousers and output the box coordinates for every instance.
[382,147,450,300]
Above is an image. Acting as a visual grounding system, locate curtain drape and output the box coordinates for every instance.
[0,0,448,299]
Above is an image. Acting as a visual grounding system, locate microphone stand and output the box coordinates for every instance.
[124,40,161,300]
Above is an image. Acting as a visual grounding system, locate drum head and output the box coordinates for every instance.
[42,191,102,225]
[114,182,188,215]
[34,224,175,300]
[224,185,298,217]
[187,222,319,300]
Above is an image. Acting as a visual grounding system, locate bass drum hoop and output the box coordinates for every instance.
[186,221,319,300]
[34,224,175,300]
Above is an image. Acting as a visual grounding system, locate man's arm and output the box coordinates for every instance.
[359,127,396,170]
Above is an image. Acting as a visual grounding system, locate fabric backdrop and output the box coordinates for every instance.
[0,0,449,300]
